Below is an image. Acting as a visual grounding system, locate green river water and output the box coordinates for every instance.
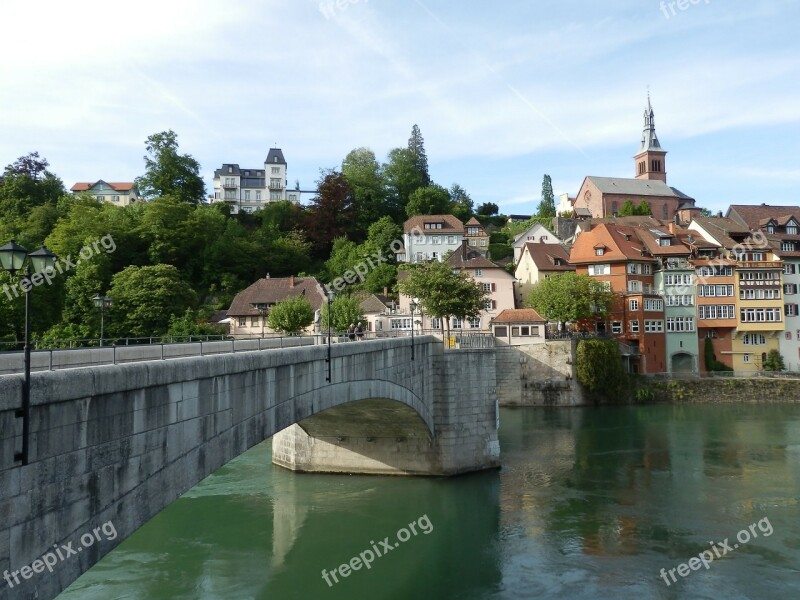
[60,405,800,600]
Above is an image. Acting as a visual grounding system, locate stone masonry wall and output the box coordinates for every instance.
[648,377,800,403]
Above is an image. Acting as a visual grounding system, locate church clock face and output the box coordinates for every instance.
[584,190,592,204]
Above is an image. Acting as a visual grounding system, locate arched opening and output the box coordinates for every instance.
[671,352,694,374]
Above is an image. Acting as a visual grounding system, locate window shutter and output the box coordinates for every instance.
[491,283,496,292]
[492,300,497,309]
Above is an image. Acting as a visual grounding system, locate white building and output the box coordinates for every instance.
[511,222,560,263]
[70,181,140,207]
[210,148,302,214]
[399,215,464,263]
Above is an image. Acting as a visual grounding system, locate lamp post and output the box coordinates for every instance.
[0,240,57,466]
[92,294,113,346]
[409,300,417,361]
[325,288,335,382]
[251,303,269,339]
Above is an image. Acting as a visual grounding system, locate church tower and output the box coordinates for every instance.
[634,93,667,182]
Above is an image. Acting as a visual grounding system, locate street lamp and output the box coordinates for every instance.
[0,240,57,466]
[92,294,112,346]
[409,300,417,361]
[325,288,335,382]
[251,302,269,338]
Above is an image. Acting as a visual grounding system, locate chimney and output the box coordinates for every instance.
[289,275,295,287]
[462,240,467,260]
[265,273,270,279]
[668,222,677,234]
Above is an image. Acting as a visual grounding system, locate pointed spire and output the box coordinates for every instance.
[640,90,662,152]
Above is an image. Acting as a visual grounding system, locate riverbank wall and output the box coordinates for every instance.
[646,377,800,403]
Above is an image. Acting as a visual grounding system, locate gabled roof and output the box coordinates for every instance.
[71,180,136,192]
[266,148,286,165]
[227,276,325,316]
[523,243,574,272]
[569,223,651,264]
[492,308,546,324]
[404,214,464,234]
[584,176,690,199]
[355,291,391,315]
[512,222,558,244]
[635,227,692,257]
[465,217,482,226]
[448,245,514,274]
[727,204,800,229]
[690,217,751,250]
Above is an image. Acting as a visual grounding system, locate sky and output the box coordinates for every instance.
[1,0,798,216]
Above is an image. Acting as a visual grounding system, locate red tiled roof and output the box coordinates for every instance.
[71,181,136,192]
[492,309,546,323]
[227,276,326,316]
[523,243,574,271]
[728,204,800,229]
[404,214,464,234]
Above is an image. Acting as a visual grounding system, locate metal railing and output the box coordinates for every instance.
[642,371,800,380]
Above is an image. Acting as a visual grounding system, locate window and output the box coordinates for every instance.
[271,167,280,174]
[256,191,261,201]
[785,284,797,295]
[470,239,477,246]
[783,241,795,252]
[662,205,668,219]
[469,317,481,328]
[611,321,623,334]
[431,236,441,245]
[251,316,260,326]
[666,317,695,332]
[645,320,664,333]
[658,237,671,247]
[270,192,282,200]
[431,317,441,329]
[628,280,642,292]
[112,195,120,202]
[494,326,508,338]
[696,266,733,277]
[238,317,246,327]
[595,248,605,256]
[627,263,638,274]
[788,226,798,235]
[483,283,492,292]
[742,334,767,345]
[244,190,250,201]
[786,304,799,317]
[475,269,483,277]
[629,299,639,311]
[786,263,797,275]
[485,300,496,311]
[767,225,775,234]
[589,264,611,276]
[481,240,487,246]
[698,285,734,297]
[447,236,455,244]
[391,318,412,329]
[452,318,463,329]
[698,305,735,320]
[743,354,751,363]
[740,308,782,322]
[644,299,663,311]
[629,320,640,333]
[644,264,652,275]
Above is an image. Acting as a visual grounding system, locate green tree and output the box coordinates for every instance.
[135,130,205,204]
[166,308,226,339]
[635,201,652,216]
[398,261,488,337]
[305,169,357,257]
[576,339,627,400]
[267,296,314,334]
[618,200,638,216]
[536,174,556,219]
[763,349,786,372]
[342,147,388,229]
[526,272,615,328]
[383,148,427,220]
[405,184,451,217]
[107,264,197,338]
[407,124,431,186]
[256,200,306,233]
[449,183,474,222]
[321,295,365,332]
[0,152,65,237]
[477,202,499,216]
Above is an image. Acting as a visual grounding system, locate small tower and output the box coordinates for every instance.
[634,93,667,183]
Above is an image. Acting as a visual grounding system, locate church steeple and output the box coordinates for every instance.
[634,92,667,182]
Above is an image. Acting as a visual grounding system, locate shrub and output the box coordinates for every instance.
[704,337,733,372]
[763,349,786,372]
[576,339,626,400]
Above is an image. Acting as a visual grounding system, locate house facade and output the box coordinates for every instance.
[70,181,140,206]
[226,275,326,337]
[464,217,490,257]
[210,149,302,214]
[491,309,547,345]
[514,242,574,307]
[400,215,464,264]
[511,222,560,263]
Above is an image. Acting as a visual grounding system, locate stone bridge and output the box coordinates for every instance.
[0,337,498,600]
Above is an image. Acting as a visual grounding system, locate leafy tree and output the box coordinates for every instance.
[341,147,387,229]
[267,296,314,334]
[0,152,65,235]
[406,184,451,216]
[256,200,306,233]
[4,151,50,179]
[526,272,614,328]
[536,174,556,219]
[107,264,197,338]
[59,252,113,335]
[407,124,431,186]
[321,295,365,332]
[763,349,786,372]
[477,202,499,216]
[398,261,489,337]
[362,216,402,260]
[166,308,226,339]
[449,183,474,222]
[305,169,357,257]
[383,148,427,220]
[618,200,638,216]
[635,201,652,216]
[576,339,626,400]
[135,130,205,204]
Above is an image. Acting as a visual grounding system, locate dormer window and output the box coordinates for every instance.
[595,248,605,256]
[658,238,671,247]
[228,166,232,174]
[788,224,798,235]
[767,225,775,234]
[274,157,278,163]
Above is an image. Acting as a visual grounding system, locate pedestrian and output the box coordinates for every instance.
[348,323,356,341]
[356,321,364,341]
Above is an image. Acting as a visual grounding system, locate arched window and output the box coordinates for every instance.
[611,201,618,215]
[662,204,668,219]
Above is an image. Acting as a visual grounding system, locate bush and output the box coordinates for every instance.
[635,386,655,402]
[763,349,786,371]
[576,339,627,400]
[488,243,512,260]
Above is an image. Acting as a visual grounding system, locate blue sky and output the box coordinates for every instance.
[1,0,798,215]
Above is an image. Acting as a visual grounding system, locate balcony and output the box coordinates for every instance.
[222,181,238,189]
[661,259,691,270]
[737,261,782,269]
[268,182,284,190]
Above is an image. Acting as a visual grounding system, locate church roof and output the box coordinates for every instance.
[585,176,688,199]
[638,94,664,154]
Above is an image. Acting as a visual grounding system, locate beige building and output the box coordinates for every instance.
[491,309,547,345]
[70,180,140,207]
[227,275,326,338]
[514,242,575,306]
